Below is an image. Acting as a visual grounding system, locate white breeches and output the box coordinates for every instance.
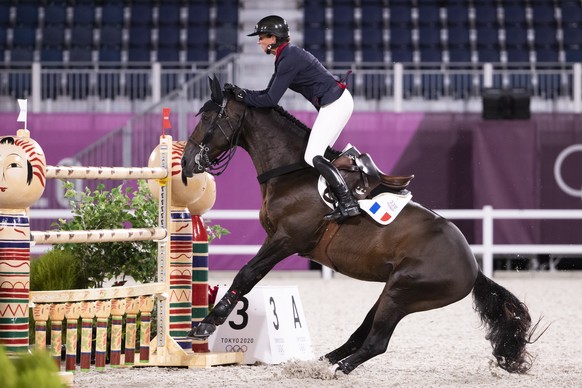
[304,89,354,166]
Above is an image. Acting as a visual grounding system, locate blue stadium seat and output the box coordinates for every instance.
[531,3,556,27]
[11,25,36,48]
[100,25,122,47]
[0,26,6,61]
[418,25,441,46]
[187,3,211,26]
[186,23,209,62]
[73,3,96,26]
[98,46,121,62]
[389,3,412,26]
[390,46,413,63]
[215,0,239,25]
[417,4,440,26]
[389,23,413,62]
[304,0,326,26]
[215,24,238,60]
[127,47,150,62]
[362,47,384,63]
[504,25,528,46]
[15,4,39,26]
[446,25,470,46]
[535,45,559,63]
[69,46,93,62]
[70,25,94,47]
[448,46,472,62]
[445,3,469,26]
[506,47,530,63]
[502,4,527,26]
[158,46,180,63]
[533,25,557,46]
[128,25,152,48]
[333,4,355,27]
[333,25,354,58]
[42,25,65,47]
[419,47,442,63]
[44,3,67,26]
[533,24,558,63]
[477,46,500,62]
[101,3,124,27]
[157,25,181,63]
[562,26,582,46]
[360,2,383,27]
[0,3,9,26]
[158,3,182,26]
[475,26,499,46]
[390,25,412,46]
[40,46,64,62]
[473,2,498,26]
[304,24,326,46]
[11,46,34,62]
[560,1,582,26]
[129,3,154,27]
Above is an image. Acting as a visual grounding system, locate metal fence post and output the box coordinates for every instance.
[394,63,403,112]
[482,205,494,278]
[32,62,41,113]
[573,63,581,113]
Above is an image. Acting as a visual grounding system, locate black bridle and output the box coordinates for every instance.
[188,97,247,176]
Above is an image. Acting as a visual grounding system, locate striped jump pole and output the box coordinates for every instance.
[191,215,209,353]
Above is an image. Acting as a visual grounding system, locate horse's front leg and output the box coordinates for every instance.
[187,237,294,339]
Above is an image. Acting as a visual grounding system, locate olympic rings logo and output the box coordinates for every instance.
[554,144,582,199]
[225,345,248,352]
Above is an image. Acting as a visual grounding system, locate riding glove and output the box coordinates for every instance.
[224,83,246,102]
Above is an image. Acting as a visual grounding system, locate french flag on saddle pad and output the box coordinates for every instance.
[359,192,412,226]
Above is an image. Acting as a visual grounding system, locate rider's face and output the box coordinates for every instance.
[258,34,276,54]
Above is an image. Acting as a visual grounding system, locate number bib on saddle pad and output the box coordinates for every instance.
[318,177,412,226]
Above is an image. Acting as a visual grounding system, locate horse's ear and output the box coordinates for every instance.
[210,74,223,104]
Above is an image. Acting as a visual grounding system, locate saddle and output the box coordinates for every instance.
[331,146,414,200]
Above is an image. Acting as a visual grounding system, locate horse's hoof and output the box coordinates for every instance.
[186,323,216,339]
[336,360,353,375]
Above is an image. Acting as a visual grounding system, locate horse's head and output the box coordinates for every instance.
[181,75,247,181]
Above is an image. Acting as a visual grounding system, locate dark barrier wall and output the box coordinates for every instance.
[2,112,581,269]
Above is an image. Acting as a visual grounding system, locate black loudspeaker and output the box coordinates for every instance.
[482,88,531,120]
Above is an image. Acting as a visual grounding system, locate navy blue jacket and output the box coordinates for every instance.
[243,43,344,109]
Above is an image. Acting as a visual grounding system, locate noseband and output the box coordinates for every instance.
[189,97,246,176]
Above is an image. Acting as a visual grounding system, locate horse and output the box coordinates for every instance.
[181,76,542,375]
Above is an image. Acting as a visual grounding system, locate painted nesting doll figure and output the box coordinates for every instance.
[0,131,46,351]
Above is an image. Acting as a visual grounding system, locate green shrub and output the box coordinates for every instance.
[0,347,62,388]
[53,180,158,288]
[0,346,17,388]
[30,249,84,291]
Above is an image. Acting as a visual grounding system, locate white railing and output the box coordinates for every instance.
[30,206,582,279]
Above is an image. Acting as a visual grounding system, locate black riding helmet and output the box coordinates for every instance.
[247,15,289,39]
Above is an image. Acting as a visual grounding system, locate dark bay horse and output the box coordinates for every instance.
[181,77,541,375]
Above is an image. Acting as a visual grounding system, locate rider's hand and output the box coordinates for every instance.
[224,83,246,102]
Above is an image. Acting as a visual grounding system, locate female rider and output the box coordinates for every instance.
[226,15,360,222]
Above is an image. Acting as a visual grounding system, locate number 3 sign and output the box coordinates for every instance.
[208,285,314,364]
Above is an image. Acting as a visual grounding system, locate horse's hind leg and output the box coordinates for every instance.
[324,300,379,364]
[334,287,407,375]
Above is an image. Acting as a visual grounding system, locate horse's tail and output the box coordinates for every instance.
[471,270,544,374]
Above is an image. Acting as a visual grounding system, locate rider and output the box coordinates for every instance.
[225,15,360,222]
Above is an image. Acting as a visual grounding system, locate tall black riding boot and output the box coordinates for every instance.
[313,155,361,222]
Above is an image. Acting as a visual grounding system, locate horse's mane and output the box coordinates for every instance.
[270,105,341,159]
[272,105,312,135]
